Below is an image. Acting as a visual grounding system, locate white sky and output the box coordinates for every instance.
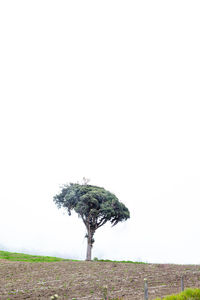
[0,1,200,264]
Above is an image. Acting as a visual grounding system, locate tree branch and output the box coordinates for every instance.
[97,218,107,229]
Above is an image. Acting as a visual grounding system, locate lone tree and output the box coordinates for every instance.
[53,182,130,261]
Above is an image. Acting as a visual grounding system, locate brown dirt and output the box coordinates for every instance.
[0,259,200,299]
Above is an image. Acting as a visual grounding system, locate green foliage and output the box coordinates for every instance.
[93,256,99,261]
[154,288,200,300]
[53,183,130,229]
[0,250,77,262]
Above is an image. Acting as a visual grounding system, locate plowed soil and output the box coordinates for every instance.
[0,259,200,299]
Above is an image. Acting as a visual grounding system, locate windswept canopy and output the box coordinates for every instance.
[53,183,130,229]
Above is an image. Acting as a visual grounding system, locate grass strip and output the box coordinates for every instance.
[0,250,77,262]
[154,288,200,300]
[0,250,145,264]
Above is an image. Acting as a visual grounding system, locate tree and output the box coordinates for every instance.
[53,182,130,261]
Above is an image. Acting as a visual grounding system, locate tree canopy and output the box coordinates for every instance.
[53,182,130,260]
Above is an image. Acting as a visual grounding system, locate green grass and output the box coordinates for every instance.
[93,257,146,264]
[0,250,145,264]
[154,288,200,300]
[0,250,78,262]
[97,259,146,264]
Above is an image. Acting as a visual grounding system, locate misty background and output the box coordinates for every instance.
[0,0,200,264]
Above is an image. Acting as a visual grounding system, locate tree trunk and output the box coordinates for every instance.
[86,238,92,261]
[86,226,93,261]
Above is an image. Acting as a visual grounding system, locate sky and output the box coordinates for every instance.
[0,0,200,264]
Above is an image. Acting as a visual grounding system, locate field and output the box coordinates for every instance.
[0,251,200,299]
